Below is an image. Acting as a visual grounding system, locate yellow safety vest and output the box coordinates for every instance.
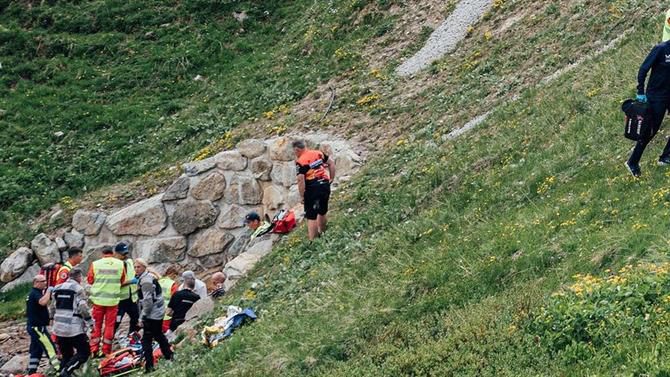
[664,9,670,42]
[158,277,174,321]
[119,259,139,302]
[90,257,124,307]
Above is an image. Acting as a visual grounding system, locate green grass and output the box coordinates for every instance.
[5,0,670,375]
[0,283,30,321]
[149,3,670,377]
[0,0,401,256]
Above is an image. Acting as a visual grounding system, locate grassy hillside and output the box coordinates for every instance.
[149,3,670,377]
[0,0,399,255]
[4,0,670,375]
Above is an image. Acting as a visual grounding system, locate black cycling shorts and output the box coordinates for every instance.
[304,184,330,220]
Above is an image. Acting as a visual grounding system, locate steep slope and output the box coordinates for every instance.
[0,0,400,256]
[153,3,670,377]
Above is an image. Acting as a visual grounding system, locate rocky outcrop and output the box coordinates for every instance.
[63,229,85,249]
[223,239,273,291]
[226,173,262,205]
[172,200,219,235]
[106,195,168,236]
[0,247,34,282]
[1,263,40,293]
[31,233,59,266]
[72,210,106,236]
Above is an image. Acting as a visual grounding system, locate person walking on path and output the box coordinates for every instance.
[114,242,140,335]
[87,246,126,356]
[293,140,336,240]
[50,268,92,377]
[158,265,180,333]
[167,279,200,332]
[55,248,84,286]
[134,258,173,373]
[626,39,670,177]
[26,274,60,374]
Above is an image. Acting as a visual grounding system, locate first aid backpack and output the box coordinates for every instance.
[621,99,651,141]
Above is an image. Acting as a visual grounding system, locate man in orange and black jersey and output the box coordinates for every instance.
[293,140,336,240]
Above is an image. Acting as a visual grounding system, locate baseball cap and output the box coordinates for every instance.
[114,242,130,255]
[182,270,196,280]
[244,211,261,224]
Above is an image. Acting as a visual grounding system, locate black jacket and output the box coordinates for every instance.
[638,41,670,100]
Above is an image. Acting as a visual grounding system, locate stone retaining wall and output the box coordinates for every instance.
[1,134,362,287]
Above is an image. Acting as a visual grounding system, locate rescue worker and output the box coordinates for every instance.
[87,246,126,356]
[244,212,272,242]
[626,38,670,177]
[158,265,180,333]
[114,242,140,335]
[134,258,173,373]
[292,140,336,240]
[55,247,84,286]
[50,268,92,377]
[26,274,60,374]
[167,278,200,332]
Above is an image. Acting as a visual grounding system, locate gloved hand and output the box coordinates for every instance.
[128,277,139,285]
[637,94,648,103]
[47,286,55,293]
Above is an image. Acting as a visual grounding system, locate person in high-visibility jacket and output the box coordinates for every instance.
[87,246,126,356]
[663,8,670,42]
[113,242,140,335]
[293,140,336,240]
[55,248,84,286]
[158,265,179,333]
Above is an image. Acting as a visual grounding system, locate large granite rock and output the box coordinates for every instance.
[270,161,296,188]
[227,232,251,260]
[0,354,28,375]
[188,228,234,258]
[172,200,219,235]
[0,247,34,282]
[31,233,59,266]
[55,237,68,251]
[72,210,107,236]
[250,156,273,181]
[191,171,226,201]
[217,204,247,229]
[135,237,187,264]
[64,229,85,249]
[269,136,298,161]
[263,185,285,211]
[163,176,190,201]
[225,173,262,205]
[236,139,266,159]
[183,158,216,177]
[287,185,301,208]
[106,195,168,236]
[215,150,247,171]
[222,239,273,291]
[1,263,40,292]
[198,253,228,269]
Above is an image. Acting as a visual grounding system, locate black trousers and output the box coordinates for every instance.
[115,298,140,334]
[142,319,173,371]
[628,99,670,165]
[57,334,90,377]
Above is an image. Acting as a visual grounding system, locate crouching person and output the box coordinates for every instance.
[135,258,173,373]
[51,268,92,377]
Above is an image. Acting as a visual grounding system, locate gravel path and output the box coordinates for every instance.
[396,0,493,76]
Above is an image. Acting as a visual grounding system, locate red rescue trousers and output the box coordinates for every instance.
[90,304,118,355]
[162,320,170,333]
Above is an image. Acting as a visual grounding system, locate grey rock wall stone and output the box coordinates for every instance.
[31,233,59,266]
[106,195,167,236]
[163,176,190,201]
[236,139,266,159]
[135,237,187,264]
[191,171,226,201]
[188,229,234,258]
[72,210,107,236]
[172,200,219,235]
[0,247,34,282]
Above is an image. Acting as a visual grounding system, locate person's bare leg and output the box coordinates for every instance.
[317,214,328,235]
[307,219,319,240]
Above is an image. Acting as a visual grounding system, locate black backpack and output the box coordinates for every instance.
[621,99,651,141]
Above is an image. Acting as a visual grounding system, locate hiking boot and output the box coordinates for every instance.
[625,161,641,178]
[659,156,670,166]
